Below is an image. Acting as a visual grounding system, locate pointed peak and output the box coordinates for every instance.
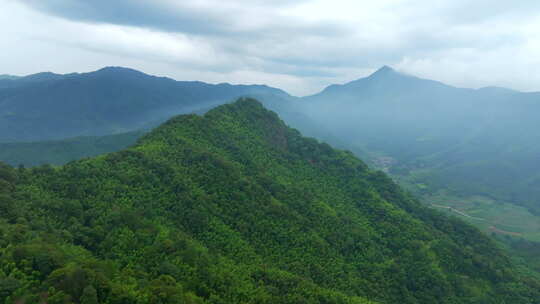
[370,65,396,76]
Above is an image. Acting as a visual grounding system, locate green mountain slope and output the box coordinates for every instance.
[1,99,538,303]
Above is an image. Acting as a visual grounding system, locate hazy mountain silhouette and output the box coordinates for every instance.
[0,67,291,142]
[298,66,540,214]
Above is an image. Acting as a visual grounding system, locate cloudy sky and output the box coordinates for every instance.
[2,0,540,95]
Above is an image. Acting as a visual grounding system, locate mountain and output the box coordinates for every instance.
[0,67,292,142]
[298,66,540,220]
[0,130,143,167]
[0,75,20,81]
[1,99,538,303]
[3,65,540,225]
[0,72,68,89]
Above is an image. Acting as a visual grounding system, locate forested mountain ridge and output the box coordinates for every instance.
[0,67,291,142]
[0,99,538,303]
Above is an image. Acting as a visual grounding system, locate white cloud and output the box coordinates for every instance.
[2,0,540,95]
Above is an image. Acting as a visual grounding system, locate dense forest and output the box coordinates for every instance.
[1,99,538,303]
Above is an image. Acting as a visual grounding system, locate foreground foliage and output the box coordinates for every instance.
[0,99,538,303]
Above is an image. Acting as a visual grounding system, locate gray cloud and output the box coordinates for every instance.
[21,0,229,34]
[20,0,342,38]
[5,0,540,95]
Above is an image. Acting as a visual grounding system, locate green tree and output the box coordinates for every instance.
[80,285,98,304]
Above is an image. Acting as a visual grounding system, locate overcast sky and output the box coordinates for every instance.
[2,0,539,96]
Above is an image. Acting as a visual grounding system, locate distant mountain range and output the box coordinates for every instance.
[0,67,291,142]
[296,66,540,218]
[303,66,540,161]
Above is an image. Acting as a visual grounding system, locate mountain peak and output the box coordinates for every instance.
[370,65,396,77]
[95,66,145,75]
[18,72,66,83]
